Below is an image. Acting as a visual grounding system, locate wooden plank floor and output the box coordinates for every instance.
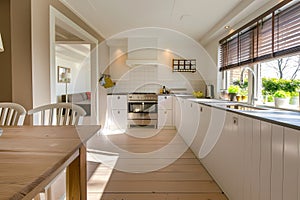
[87,129,228,200]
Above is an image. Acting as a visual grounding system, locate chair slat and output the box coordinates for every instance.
[28,103,86,126]
[0,103,26,126]
[49,108,53,125]
[12,112,19,125]
[2,108,9,126]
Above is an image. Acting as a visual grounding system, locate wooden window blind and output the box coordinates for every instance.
[219,0,300,71]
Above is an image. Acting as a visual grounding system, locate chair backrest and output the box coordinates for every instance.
[0,102,26,126]
[27,103,86,125]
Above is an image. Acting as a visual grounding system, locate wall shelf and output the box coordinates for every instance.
[172,59,196,72]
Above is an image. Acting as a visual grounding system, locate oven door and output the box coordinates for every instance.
[128,101,158,128]
[128,102,157,114]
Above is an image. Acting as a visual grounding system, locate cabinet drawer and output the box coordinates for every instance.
[158,96,173,109]
[107,95,127,109]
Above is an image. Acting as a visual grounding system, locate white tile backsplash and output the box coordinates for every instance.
[108,65,206,94]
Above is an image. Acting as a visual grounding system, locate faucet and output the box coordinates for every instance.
[240,66,257,106]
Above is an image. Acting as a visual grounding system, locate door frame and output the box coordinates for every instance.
[50,6,99,124]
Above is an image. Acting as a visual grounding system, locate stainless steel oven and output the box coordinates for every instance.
[127,93,158,128]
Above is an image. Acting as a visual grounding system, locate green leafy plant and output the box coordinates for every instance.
[274,90,290,98]
[233,79,248,90]
[262,78,300,95]
[228,85,240,94]
[290,91,299,97]
[239,89,248,96]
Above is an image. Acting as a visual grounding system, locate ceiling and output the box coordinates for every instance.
[60,0,274,45]
[56,44,90,63]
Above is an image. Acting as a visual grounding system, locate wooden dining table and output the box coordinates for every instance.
[0,125,100,200]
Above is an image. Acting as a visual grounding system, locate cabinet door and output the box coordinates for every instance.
[271,124,284,200]
[158,96,173,109]
[110,109,127,130]
[283,127,299,200]
[201,112,244,200]
[173,97,182,130]
[158,109,173,127]
[251,119,260,200]
[190,104,211,157]
[108,95,127,110]
[260,121,272,200]
[242,115,253,200]
[179,100,199,146]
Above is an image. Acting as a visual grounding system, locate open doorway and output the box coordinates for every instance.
[50,7,98,124]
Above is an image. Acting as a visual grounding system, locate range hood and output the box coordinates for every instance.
[125,59,159,67]
[126,38,159,67]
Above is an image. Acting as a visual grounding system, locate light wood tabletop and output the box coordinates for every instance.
[0,125,100,200]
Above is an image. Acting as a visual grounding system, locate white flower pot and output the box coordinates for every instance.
[274,97,290,108]
[290,96,299,105]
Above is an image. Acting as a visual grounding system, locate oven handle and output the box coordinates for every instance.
[128,101,158,103]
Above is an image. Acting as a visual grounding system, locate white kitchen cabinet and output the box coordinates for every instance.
[271,124,284,200]
[107,95,127,130]
[174,97,183,130]
[158,95,174,128]
[201,112,248,200]
[177,99,200,146]
[158,95,173,109]
[259,121,272,200]
[108,95,127,110]
[283,127,299,200]
[251,119,261,200]
[190,104,211,157]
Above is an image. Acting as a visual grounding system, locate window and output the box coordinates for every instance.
[219,1,300,71]
[219,0,300,110]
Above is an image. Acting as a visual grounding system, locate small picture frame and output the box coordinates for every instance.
[58,66,71,83]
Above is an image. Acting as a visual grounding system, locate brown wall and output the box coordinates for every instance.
[0,0,12,101]
[0,0,103,124]
[11,0,33,125]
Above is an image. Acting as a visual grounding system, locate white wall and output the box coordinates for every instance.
[107,48,206,94]
[103,28,215,95]
[55,57,91,98]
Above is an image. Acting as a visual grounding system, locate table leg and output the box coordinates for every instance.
[66,146,87,200]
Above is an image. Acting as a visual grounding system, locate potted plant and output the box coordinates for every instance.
[233,79,248,101]
[228,85,240,101]
[240,89,248,102]
[274,90,290,108]
[289,91,299,105]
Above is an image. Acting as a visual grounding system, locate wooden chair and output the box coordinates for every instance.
[28,103,86,126]
[28,103,86,200]
[0,102,26,126]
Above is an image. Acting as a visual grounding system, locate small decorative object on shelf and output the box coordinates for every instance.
[99,73,115,88]
[172,59,196,72]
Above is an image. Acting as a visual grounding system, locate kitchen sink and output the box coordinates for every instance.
[225,104,268,111]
